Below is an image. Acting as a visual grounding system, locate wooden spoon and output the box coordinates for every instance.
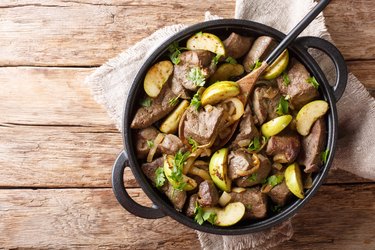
[180,0,331,149]
[217,0,331,147]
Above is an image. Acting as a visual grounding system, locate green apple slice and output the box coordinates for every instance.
[263,49,289,80]
[187,32,226,56]
[201,81,240,106]
[203,202,245,226]
[261,115,292,138]
[296,100,329,136]
[285,163,304,199]
[209,148,231,192]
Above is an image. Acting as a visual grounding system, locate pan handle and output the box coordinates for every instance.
[295,36,347,101]
[112,150,165,219]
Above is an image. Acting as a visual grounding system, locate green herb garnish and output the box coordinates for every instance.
[321,148,330,164]
[168,41,186,65]
[271,204,283,213]
[155,167,166,188]
[188,137,199,152]
[212,54,223,65]
[306,76,319,89]
[225,56,237,65]
[248,137,261,151]
[282,72,290,86]
[168,96,179,106]
[276,96,289,116]
[248,173,258,182]
[146,140,154,149]
[188,67,206,87]
[250,59,262,71]
[190,92,202,110]
[248,136,267,152]
[266,174,284,187]
[140,97,152,107]
[169,150,190,190]
[194,202,217,225]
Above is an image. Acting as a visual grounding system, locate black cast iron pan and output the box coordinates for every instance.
[111,4,347,236]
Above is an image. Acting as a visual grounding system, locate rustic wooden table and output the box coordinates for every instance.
[0,0,374,249]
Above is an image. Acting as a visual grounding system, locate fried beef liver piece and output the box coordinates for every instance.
[197,180,219,207]
[299,118,327,173]
[141,157,186,211]
[223,32,253,59]
[266,131,301,164]
[277,61,319,110]
[171,50,216,98]
[229,187,268,220]
[131,84,177,129]
[183,105,224,145]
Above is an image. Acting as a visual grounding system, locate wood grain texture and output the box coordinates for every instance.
[0,0,374,66]
[0,67,113,126]
[1,123,371,187]
[0,0,234,66]
[0,67,373,187]
[325,0,375,60]
[0,63,373,127]
[0,0,374,249]
[0,114,372,187]
[0,185,373,249]
[0,125,122,187]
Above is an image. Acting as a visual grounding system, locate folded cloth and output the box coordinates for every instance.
[85,0,375,249]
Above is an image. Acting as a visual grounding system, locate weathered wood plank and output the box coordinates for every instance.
[0,0,234,66]
[1,66,373,187]
[0,124,372,188]
[0,67,112,126]
[0,185,373,249]
[325,0,375,61]
[0,62,373,126]
[347,60,375,90]
[0,125,122,187]
[0,0,373,66]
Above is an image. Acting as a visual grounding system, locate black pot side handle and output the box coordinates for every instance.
[111,150,165,219]
[296,36,348,102]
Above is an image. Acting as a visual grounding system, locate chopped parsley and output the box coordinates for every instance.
[248,136,267,152]
[248,173,258,182]
[321,148,330,164]
[212,54,223,65]
[276,96,289,116]
[306,76,319,89]
[248,137,261,151]
[225,56,237,65]
[168,96,179,106]
[139,97,152,107]
[266,174,284,187]
[245,204,253,210]
[168,41,186,65]
[194,202,217,225]
[187,67,206,87]
[155,167,166,188]
[271,204,283,213]
[146,140,154,149]
[250,59,262,71]
[190,92,202,110]
[169,150,190,191]
[188,137,198,152]
[282,72,290,86]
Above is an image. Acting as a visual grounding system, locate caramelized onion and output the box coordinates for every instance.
[189,166,211,181]
[146,133,165,163]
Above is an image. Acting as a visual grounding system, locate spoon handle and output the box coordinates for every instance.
[265,0,331,65]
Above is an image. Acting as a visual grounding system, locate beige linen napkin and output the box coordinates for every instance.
[85,0,375,249]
